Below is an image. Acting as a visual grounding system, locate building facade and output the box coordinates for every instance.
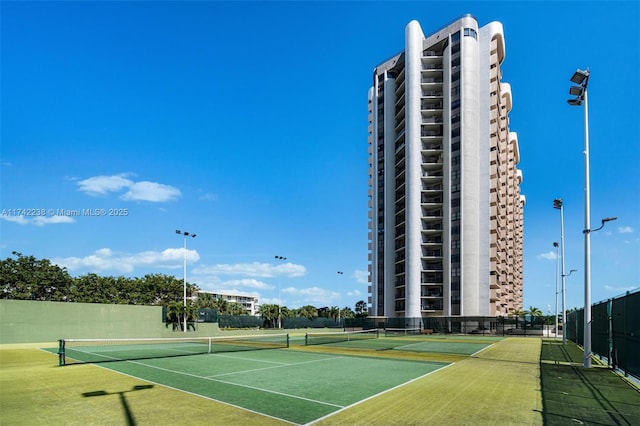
[367,15,524,319]
[194,291,260,316]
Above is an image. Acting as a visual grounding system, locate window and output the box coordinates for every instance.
[463,28,477,39]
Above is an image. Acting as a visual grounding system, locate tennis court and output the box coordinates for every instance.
[302,329,500,356]
[51,333,452,424]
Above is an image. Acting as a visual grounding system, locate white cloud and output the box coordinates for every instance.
[33,216,76,226]
[77,173,181,202]
[0,214,75,226]
[198,192,218,201]
[283,286,338,308]
[193,262,306,278]
[618,226,634,234]
[353,269,369,284]
[220,278,273,290]
[52,247,199,273]
[78,174,133,195]
[0,215,30,225]
[121,181,181,202]
[537,251,558,261]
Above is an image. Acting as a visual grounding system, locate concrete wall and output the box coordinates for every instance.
[0,300,218,344]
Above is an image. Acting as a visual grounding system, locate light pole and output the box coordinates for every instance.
[176,230,196,332]
[553,242,559,339]
[553,199,567,344]
[274,255,286,329]
[567,68,620,366]
[562,268,577,343]
[337,271,344,324]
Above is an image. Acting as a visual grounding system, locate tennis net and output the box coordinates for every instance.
[304,329,379,346]
[58,334,289,366]
[384,327,422,337]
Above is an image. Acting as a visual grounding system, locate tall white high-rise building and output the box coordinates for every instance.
[367,15,524,319]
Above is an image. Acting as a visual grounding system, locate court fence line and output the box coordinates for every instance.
[566,289,639,380]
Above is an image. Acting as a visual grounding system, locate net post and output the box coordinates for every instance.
[286,333,290,348]
[58,339,65,366]
[305,333,308,346]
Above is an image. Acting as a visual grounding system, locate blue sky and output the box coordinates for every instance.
[1,1,638,314]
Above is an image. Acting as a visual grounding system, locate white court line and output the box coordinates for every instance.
[127,358,345,409]
[304,362,454,425]
[89,363,299,426]
[211,352,290,365]
[207,354,344,378]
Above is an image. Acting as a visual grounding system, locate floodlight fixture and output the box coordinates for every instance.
[570,69,589,85]
[553,198,563,209]
[569,86,584,96]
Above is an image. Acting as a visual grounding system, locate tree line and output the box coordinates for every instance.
[0,252,369,320]
[1,252,193,305]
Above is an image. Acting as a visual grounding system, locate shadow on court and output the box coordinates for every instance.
[539,340,640,425]
[82,384,154,426]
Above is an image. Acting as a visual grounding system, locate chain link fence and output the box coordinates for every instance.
[344,316,547,336]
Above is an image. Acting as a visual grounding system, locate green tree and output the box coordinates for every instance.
[258,304,279,328]
[328,306,339,321]
[166,301,183,330]
[298,305,318,321]
[213,297,229,314]
[0,252,73,301]
[528,306,543,317]
[226,302,246,315]
[340,306,355,319]
[165,301,197,331]
[355,300,368,318]
[195,293,217,309]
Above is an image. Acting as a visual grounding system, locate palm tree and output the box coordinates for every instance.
[328,306,339,321]
[355,300,368,318]
[528,306,543,330]
[298,305,318,321]
[528,306,543,317]
[258,304,279,328]
[166,301,183,331]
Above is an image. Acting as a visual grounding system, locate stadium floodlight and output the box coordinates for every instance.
[176,230,196,333]
[567,67,594,367]
[274,255,287,329]
[570,69,589,85]
[569,85,584,96]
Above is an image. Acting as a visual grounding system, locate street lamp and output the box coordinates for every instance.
[274,255,286,329]
[553,199,567,344]
[337,271,344,324]
[176,230,196,332]
[553,242,559,339]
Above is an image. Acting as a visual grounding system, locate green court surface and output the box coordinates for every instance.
[58,348,447,424]
[302,333,498,355]
[4,337,638,425]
